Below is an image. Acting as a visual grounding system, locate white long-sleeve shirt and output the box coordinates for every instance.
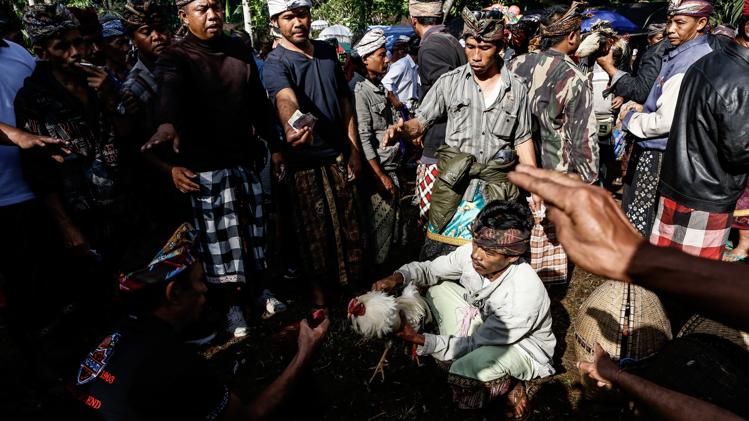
[396,244,556,377]
[381,54,419,104]
[622,35,714,151]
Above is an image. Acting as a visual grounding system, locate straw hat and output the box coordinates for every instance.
[574,281,672,364]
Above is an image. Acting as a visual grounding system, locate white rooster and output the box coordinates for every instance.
[347,283,432,382]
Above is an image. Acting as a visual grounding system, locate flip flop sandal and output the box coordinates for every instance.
[722,252,749,263]
[503,381,530,421]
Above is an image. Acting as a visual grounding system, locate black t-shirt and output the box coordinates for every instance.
[263,41,350,168]
[72,315,230,421]
[156,32,279,172]
[417,27,466,160]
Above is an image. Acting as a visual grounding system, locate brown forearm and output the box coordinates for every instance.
[247,353,307,419]
[341,95,361,153]
[142,151,173,176]
[275,88,300,141]
[402,119,425,140]
[515,139,537,167]
[617,371,743,421]
[0,123,26,146]
[43,193,77,232]
[367,158,386,178]
[628,243,749,332]
[601,62,617,78]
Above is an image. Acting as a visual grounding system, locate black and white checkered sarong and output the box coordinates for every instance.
[191,166,266,284]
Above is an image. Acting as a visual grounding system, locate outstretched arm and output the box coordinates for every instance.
[273,87,313,148]
[380,117,426,149]
[508,165,749,332]
[223,318,330,420]
[598,40,664,104]
[382,75,448,148]
[143,51,184,152]
[0,122,64,151]
[579,344,743,421]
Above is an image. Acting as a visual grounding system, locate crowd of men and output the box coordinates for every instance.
[1,0,749,419]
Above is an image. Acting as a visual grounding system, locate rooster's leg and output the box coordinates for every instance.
[405,343,423,367]
[368,340,392,384]
[411,344,423,367]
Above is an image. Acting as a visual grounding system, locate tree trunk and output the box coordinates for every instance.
[242,0,253,46]
[442,0,456,21]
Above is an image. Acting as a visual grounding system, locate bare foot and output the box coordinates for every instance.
[504,381,529,420]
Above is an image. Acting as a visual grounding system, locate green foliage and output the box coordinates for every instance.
[66,0,94,8]
[222,0,411,42]
[711,0,745,26]
[311,0,408,34]
[5,0,409,43]
[226,0,271,41]
[369,0,409,24]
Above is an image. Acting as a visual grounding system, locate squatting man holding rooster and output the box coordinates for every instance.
[372,201,555,419]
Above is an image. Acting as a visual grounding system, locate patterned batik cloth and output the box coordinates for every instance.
[427,189,486,246]
[733,181,749,230]
[650,196,732,260]
[190,166,266,284]
[416,163,439,224]
[420,237,458,261]
[366,170,403,265]
[288,163,363,287]
[622,148,663,237]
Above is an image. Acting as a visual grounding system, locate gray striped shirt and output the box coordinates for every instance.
[415,62,532,165]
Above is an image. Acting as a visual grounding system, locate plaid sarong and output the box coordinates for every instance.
[416,163,439,224]
[190,166,266,284]
[529,218,568,285]
[121,60,157,107]
[650,196,732,260]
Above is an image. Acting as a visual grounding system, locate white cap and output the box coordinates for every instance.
[354,29,386,58]
[267,0,312,18]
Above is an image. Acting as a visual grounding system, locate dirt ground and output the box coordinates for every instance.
[0,187,636,420]
[204,267,636,421]
[0,254,638,421]
[0,264,637,421]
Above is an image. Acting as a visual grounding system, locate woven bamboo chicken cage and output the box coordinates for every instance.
[677,314,749,352]
[574,281,672,364]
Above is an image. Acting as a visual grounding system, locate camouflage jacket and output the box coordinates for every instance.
[508,50,599,183]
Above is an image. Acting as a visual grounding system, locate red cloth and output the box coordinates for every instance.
[744,0,749,17]
[416,163,439,224]
[650,196,732,260]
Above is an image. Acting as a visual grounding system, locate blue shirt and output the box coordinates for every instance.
[0,40,36,207]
